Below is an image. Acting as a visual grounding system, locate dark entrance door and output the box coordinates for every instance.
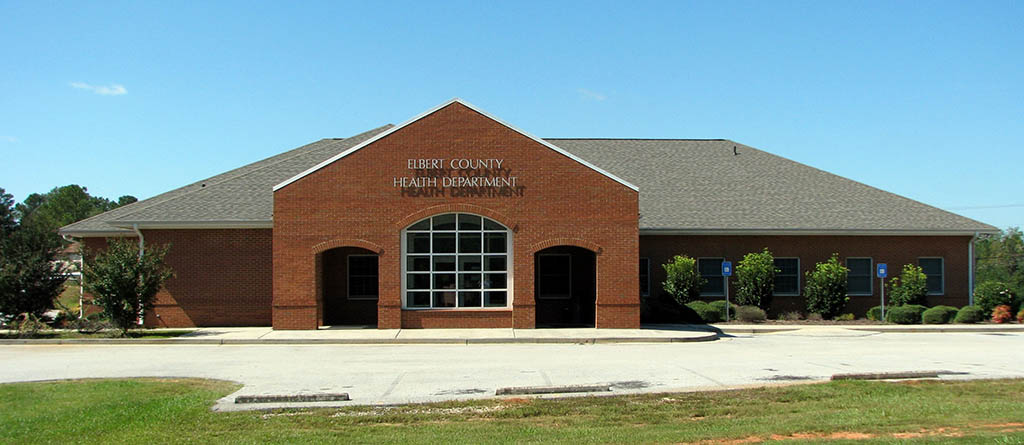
[322,247,378,327]
[534,246,596,327]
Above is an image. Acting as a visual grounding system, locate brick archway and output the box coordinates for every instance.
[530,238,603,255]
[311,238,383,255]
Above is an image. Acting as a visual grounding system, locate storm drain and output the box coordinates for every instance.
[830,371,953,381]
[235,393,351,404]
[496,384,611,396]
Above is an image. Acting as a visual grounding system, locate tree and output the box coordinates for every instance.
[888,264,928,306]
[0,188,67,323]
[82,239,173,336]
[975,228,1024,299]
[735,248,777,310]
[804,254,849,319]
[16,185,137,249]
[662,255,704,305]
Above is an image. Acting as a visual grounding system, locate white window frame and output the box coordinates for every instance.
[918,257,945,296]
[639,257,651,297]
[845,257,873,296]
[346,254,379,300]
[400,213,514,310]
[698,257,725,297]
[537,253,572,300]
[773,257,800,297]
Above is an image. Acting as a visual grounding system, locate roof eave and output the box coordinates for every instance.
[639,228,1000,236]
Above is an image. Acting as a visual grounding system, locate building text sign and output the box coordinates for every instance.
[394,158,525,198]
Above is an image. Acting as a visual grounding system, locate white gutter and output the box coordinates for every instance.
[968,231,979,305]
[132,224,145,326]
[61,234,84,319]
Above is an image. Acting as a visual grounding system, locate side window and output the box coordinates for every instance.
[698,258,724,296]
[773,258,800,296]
[918,258,944,295]
[846,258,872,296]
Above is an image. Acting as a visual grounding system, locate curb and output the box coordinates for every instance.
[0,333,718,345]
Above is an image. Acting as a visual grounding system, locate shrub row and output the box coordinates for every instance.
[866,304,989,324]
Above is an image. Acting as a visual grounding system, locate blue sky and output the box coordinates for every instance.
[1,1,1021,229]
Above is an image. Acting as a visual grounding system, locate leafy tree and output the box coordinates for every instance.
[661,255,704,305]
[804,254,849,319]
[16,185,137,249]
[735,248,777,310]
[975,228,1024,299]
[82,239,173,336]
[0,188,67,322]
[888,264,928,306]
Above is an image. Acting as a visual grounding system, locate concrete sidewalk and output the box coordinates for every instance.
[3,323,1022,345]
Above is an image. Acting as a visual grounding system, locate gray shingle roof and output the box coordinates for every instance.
[60,129,996,236]
[550,139,996,233]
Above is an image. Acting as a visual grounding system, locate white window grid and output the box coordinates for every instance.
[401,213,512,309]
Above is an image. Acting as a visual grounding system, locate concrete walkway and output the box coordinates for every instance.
[174,325,719,344]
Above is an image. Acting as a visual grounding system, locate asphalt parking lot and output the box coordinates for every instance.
[1,330,1021,410]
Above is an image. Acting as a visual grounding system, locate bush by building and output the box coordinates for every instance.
[922,305,959,324]
[803,254,849,319]
[82,239,174,336]
[888,264,928,306]
[973,281,1017,314]
[885,304,926,324]
[685,301,722,323]
[661,255,704,306]
[865,306,888,321]
[708,300,738,321]
[734,248,776,311]
[735,305,767,322]
[953,306,986,324]
[991,305,1013,324]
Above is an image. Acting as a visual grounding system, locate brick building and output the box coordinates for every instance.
[60,99,996,329]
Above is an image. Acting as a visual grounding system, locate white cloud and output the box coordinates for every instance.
[577,88,607,101]
[70,82,127,96]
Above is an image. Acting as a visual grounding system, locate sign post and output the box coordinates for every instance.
[722,261,733,321]
[877,263,888,321]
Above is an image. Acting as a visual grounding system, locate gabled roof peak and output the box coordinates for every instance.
[272,98,639,192]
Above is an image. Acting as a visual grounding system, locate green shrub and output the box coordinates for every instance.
[1017,308,1024,323]
[866,306,887,321]
[885,305,926,324]
[685,301,722,323]
[806,312,823,321]
[922,305,958,324]
[888,264,928,306]
[973,281,1017,314]
[661,255,704,305]
[708,300,739,321]
[953,305,985,324]
[803,254,849,319]
[735,305,767,322]
[834,313,855,321]
[735,248,776,311]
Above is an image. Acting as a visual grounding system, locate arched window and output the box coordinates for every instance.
[402,213,512,309]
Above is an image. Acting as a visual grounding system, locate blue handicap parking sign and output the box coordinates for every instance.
[722,261,732,277]
[877,263,887,278]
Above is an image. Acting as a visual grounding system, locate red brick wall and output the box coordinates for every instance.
[273,102,640,329]
[82,230,273,327]
[640,234,972,318]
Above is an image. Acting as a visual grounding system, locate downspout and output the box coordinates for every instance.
[968,232,979,306]
[132,224,145,325]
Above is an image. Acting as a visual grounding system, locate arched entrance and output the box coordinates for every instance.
[321,246,378,327]
[534,246,596,327]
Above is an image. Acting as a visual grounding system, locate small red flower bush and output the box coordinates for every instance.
[991,304,1013,324]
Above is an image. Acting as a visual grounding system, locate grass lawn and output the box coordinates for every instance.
[1,378,1022,444]
[56,280,81,311]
